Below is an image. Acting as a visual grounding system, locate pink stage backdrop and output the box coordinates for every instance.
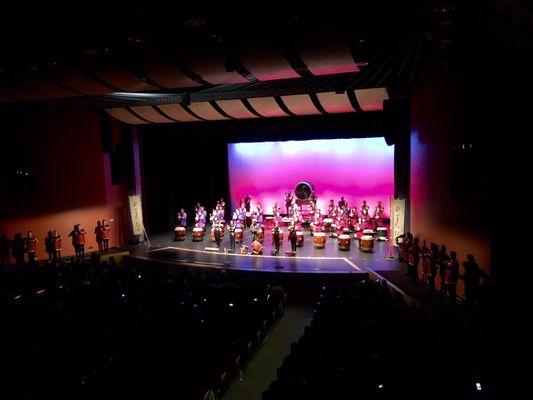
[228,138,394,216]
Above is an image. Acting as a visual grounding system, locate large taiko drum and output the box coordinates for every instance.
[245,212,252,227]
[323,218,333,232]
[360,235,374,252]
[235,228,244,243]
[257,229,264,242]
[376,227,388,241]
[192,227,205,241]
[174,226,186,241]
[296,231,304,247]
[338,234,351,251]
[264,216,274,228]
[252,240,263,255]
[313,232,326,249]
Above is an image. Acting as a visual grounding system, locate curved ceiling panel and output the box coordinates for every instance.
[187,102,229,120]
[247,97,289,118]
[130,105,173,123]
[238,43,300,81]
[52,66,111,95]
[182,51,250,85]
[281,94,320,115]
[216,99,258,119]
[135,55,201,89]
[355,87,389,111]
[88,61,156,92]
[15,72,78,98]
[105,108,149,124]
[298,37,359,76]
[157,103,200,122]
[316,91,355,113]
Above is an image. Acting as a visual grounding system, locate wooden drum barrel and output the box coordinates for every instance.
[313,232,326,249]
[174,226,186,241]
[338,234,351,251]
[360,235,374,252]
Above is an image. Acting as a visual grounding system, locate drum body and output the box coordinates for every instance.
[281,217,292,226]
[296,231,304,247]
[360,235,374,252]
[252,241,263,255]
[313,232,326,248]
[245,212,252,227]
[338,234,351,251]
[235,228,244,243]
[174,227,186,241]
[376,227,388,240]
[192,228,205,241]
[257,229,264,242]
[323,218,333,232]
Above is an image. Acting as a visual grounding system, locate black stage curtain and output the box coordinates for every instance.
[138,112,393,234]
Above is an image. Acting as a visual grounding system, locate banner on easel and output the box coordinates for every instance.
[128,194,144,236]
[390,198,405,246]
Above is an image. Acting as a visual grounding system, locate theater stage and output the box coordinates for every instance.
[127,226,404,276]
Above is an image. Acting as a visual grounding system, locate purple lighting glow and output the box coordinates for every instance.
[228,137,394,215]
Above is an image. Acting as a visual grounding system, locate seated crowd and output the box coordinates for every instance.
[0,256,285,400]
[263,280,490,400]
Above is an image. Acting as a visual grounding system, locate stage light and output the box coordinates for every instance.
[253,298,258,302]
[475,382,483,391]
[137,274,141,279]
[121,293,126,298]
[228,303,234,307]
[377,384,384,389]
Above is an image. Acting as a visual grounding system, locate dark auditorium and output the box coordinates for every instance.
[1,3,518,399]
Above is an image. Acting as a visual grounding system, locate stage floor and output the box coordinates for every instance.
[130,226,404,275]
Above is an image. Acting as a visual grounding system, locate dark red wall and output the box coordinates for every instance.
[0,104,130,258]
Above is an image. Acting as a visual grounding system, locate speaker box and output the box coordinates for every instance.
[383,97,410,146]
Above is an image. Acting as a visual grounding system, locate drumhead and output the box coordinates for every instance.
[235,228,243,232]
[377,227,387,231]
[323,218,333,223]
[193,228,203,232]
[296,231,304,235]
[361,235,374,240]
[339,235,351,239]
[315,232,326,237]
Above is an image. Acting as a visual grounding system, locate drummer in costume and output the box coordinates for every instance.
[272,202,281,219]
[177,208,187,228]
[251,218,260,243]
[25,231,38,265]
[338,196,348,210]
[101,219,111,253]
[408,237,421,284]
[95,221,103,253]
[243,194,252,212]
[284,191,293,216]
[213,221,222,249]
[442,251,459,304]
[360,200,370,226]
[327,199,335,217]
[52,229,62,261]
[288,221,297,253]
[69,224,86,260]
[45,231,54,262]
[228,221,236,252]
[374,201,385,225]
[272,222,282,254]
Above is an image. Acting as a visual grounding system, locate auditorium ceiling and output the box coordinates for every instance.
[0,4,460,124]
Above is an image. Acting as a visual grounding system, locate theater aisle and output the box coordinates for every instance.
[224,296,314,400]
